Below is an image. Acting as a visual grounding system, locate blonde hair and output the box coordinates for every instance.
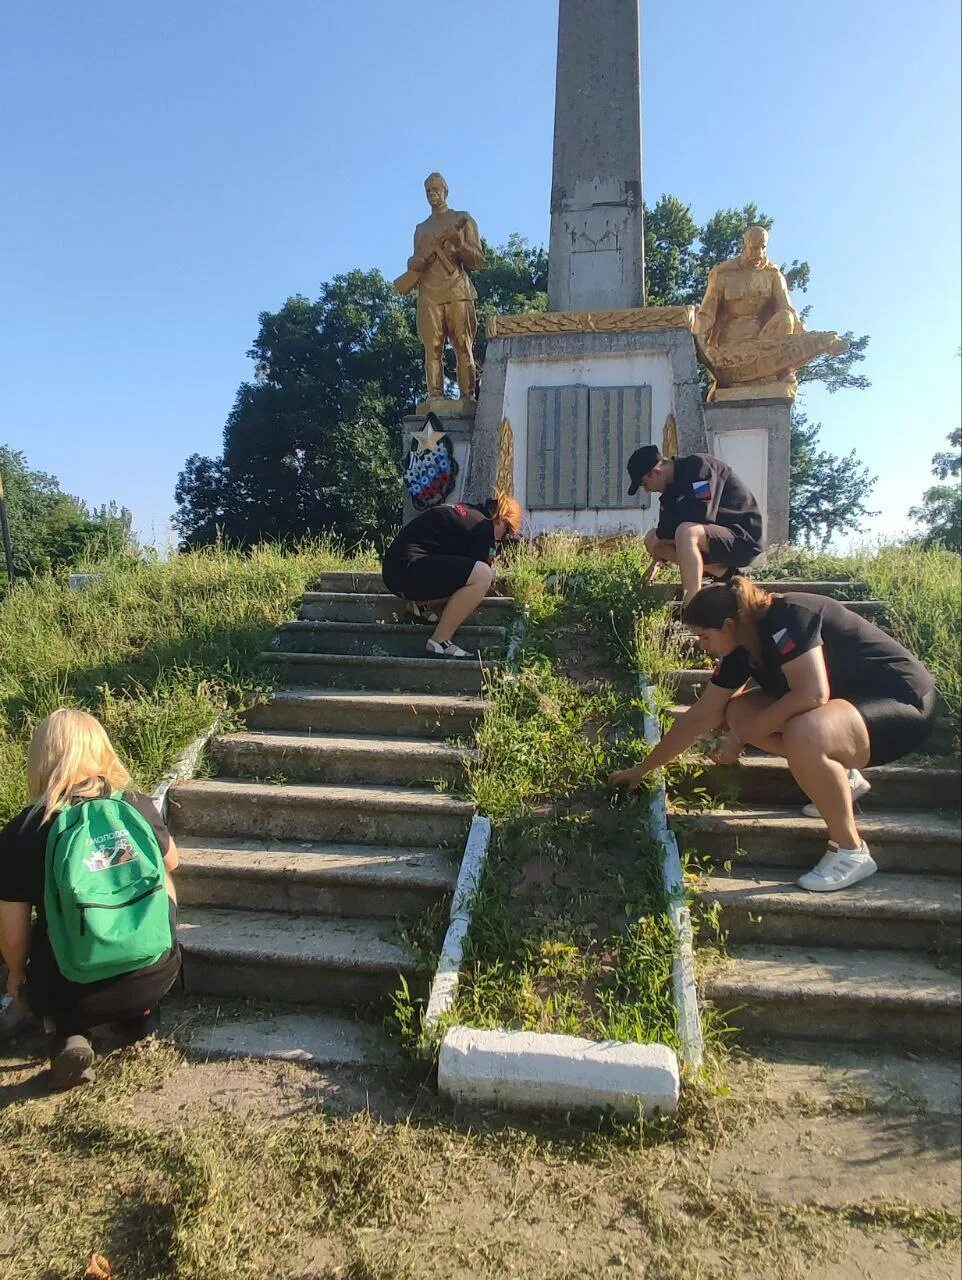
[492,491,523,537]
[26,709,130,826]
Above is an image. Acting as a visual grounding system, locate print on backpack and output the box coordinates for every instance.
[45,793,174,984]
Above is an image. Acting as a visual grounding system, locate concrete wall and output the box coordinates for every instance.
[502,349,669,535]
[705,399,791,547]
[466,328,707,531]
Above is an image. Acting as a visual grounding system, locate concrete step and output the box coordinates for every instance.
[300,592,515,627]
[699,755,961,812]
[176,1003,401,1068]
[273,619,506,658]
[312,571,392,595]
[168,778,474,847]
[663,695,957,755]
[175,835,457,918]
[210,730,473,786]
[645,579,871,602]
[177,908,415,1007]
[263,650,492,695]
[677,807,962,877]
[701,944,961,1048]
[670,599,885,624]
[312,571,511,595]
[245,688,485,739]
[696,866,962,952]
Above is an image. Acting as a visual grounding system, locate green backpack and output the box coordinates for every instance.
[44,792,173,984]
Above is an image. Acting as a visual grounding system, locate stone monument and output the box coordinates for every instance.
[464,0,707,536]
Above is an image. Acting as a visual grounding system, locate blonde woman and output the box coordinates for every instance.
[382,493,522,658]
[0,710,181,1091]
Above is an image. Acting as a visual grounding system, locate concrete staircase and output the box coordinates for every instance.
[664,581,962,1051]
[165,570,507,1057]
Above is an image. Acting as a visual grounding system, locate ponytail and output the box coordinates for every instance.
[682,578,772,632]
[491,491,522,537]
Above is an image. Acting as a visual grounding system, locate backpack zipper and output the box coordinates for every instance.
[77,883,163,936]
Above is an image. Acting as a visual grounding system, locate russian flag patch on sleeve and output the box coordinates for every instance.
[772,627,797,656]
[692,479,711,501]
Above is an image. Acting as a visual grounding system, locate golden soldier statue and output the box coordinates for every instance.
[694,225,847,401]
[395,173,485,413]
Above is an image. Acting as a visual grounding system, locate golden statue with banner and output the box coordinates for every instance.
[394,173,485,415]
[693,226,848,401]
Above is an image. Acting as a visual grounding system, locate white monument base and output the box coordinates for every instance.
[465,326,707,534]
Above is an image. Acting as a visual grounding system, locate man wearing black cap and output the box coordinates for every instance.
[627,445,763,603]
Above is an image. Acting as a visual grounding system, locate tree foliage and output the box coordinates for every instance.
[175,198,872,548]
[787,414,877,547]
[0,447,136,578]
[909,429,962,552]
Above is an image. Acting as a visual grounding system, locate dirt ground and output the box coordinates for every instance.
[1,1024,957,1280]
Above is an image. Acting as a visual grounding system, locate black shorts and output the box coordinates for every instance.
[703,524,761,569]
[850,686,938,766]
[382,555,478,602]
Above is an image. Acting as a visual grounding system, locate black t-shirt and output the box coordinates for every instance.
[710,593,935,705]
[384,503,497,567]
[0,790,178,1011]
[657,453,762,547]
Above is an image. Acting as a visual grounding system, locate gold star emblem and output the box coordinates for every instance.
[412,421,448,453]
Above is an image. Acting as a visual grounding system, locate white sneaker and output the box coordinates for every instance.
[802,768,871,818]
[797,842,878,893]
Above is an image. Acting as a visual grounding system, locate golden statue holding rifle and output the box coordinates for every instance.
[394,173,485,414]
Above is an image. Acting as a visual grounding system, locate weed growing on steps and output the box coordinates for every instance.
[456,545,692,1046]
[0,542,371,823]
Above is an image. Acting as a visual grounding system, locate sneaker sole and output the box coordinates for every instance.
[49,1041,96,1092]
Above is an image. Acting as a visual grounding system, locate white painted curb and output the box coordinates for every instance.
[642,684,704,1068]
[423,814,492,1038]
[151,719,221,820]
[439,1026,680,1117]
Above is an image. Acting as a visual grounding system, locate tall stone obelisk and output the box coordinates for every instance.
[547,0,645,312]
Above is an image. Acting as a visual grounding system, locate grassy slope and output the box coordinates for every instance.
[0,544,376,825]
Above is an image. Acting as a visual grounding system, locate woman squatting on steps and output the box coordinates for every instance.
[610,578,937,893]
[0,710,182,1091]
[381,493,522,659]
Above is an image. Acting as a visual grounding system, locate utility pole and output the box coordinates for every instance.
[0,473,15,587]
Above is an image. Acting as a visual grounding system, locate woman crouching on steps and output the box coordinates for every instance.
[382,494,522,658]
[610,578,937,893]
[0,710,181,1091]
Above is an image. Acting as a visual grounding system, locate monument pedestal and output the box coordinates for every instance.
[463,312,707,536]
[704,398,791,548]
[400,410,475,526]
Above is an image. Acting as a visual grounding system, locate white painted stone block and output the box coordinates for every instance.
[438,1026,680,1116]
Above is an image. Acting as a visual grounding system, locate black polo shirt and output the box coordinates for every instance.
[656,453,762,548]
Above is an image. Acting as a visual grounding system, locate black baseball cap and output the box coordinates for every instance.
[626,445,662,495]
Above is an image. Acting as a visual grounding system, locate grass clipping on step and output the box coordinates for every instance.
[456,541,682,1047]
[0,542,377,824]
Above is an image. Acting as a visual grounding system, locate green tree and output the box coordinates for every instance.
[0,447,136,577]
[788,414,877,546]
[909,429,962,551]
[175,243,548,548]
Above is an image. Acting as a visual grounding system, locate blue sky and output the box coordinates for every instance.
[2,0,959,548]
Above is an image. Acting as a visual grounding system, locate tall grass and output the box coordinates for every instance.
[0,542,373,824]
